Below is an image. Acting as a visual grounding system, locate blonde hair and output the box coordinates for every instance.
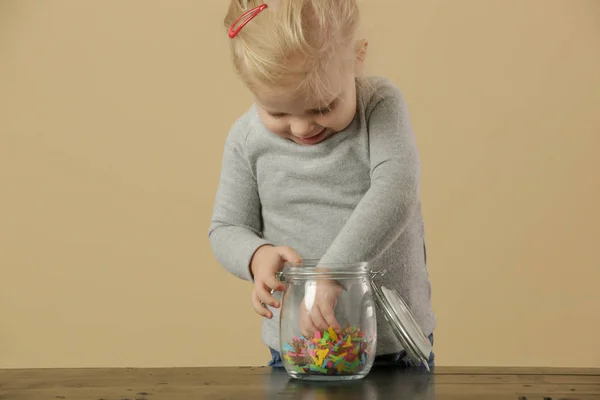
[224,0,364,102]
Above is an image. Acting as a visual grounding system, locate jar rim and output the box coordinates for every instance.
[281,259,370,279]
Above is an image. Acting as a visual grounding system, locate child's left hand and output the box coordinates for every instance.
[300,280,343,337]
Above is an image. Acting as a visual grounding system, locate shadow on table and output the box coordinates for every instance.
[265,367,436,400]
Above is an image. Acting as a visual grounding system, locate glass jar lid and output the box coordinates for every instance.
[370,278,433,371]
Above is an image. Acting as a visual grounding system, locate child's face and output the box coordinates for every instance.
[254,70,358,146]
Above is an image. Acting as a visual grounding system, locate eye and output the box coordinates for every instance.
[311,100,337,115]
[268,112,286,118]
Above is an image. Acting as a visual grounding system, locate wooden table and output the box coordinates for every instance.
[1,366,599,400]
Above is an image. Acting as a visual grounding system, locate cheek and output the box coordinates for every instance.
[260,115,288,135]
[319,104,356,131]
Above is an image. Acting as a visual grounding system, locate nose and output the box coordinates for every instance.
[289,118,315,137]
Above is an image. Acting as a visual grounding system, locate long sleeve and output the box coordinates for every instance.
[208,124,271,282]
[319,87,421,265]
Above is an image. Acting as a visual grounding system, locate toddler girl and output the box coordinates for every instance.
[209,0,436,368]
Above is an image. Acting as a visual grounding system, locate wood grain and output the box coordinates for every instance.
[1,367,598,400]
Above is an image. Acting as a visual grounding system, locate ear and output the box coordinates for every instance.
[355,39,368,73]
[356,39,368,62]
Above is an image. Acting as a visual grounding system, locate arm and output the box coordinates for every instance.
[320,87,421,265]
[208,124,271,282]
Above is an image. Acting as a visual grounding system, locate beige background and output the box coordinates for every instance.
[1,0,599,369]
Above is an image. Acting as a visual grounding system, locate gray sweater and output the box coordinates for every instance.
[209,76,436,356]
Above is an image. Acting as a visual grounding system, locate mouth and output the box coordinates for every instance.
[296,128,328,145]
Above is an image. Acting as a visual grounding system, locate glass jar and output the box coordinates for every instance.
[278,261,377,381]
[277,260,433,381]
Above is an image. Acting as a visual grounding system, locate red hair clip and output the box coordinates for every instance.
[228,4,268,38]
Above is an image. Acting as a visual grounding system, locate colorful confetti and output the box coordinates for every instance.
[282,325,373,376]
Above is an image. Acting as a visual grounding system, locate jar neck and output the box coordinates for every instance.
[278,262,374,282]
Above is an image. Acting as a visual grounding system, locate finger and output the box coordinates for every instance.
[263,274,285,293]
[251,290,272,318]
[319,303,341,332]
[276,246,302,265]
[302,295,329,332]
[255,283,280,308]
[310,305,330,331]
[300,307,319,338]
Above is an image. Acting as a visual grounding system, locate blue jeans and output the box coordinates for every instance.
[268,333,435,369]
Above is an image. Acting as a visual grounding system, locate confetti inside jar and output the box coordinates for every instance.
[281,325,375,379]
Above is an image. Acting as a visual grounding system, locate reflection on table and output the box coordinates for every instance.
[265,366,436,400]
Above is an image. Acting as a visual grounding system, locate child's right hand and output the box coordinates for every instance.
[250,245,302,319]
